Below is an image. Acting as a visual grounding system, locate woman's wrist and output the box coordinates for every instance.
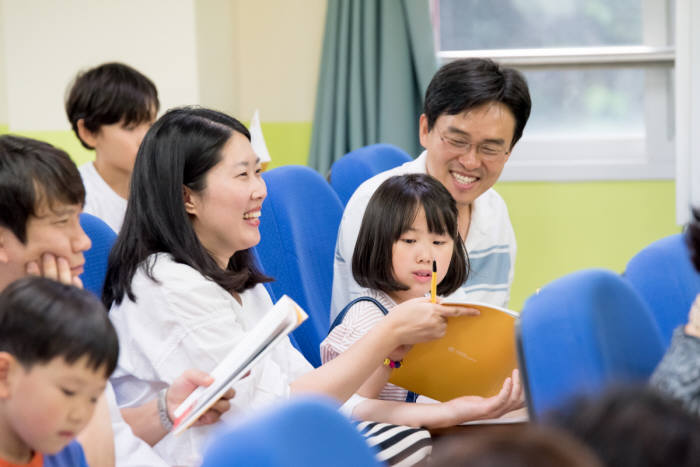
[157,388,174,431]
[372,316,403,353]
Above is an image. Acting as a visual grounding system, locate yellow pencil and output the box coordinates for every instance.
[430,259,437,303]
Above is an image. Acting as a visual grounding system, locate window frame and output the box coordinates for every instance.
[432,0,676,183]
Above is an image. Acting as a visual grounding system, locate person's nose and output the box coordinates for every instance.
[415,241,433,264]
[72,222,92,254]
[252,174,267,202]
[457,145,480,169]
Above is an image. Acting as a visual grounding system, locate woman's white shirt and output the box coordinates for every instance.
[109,253,312,466]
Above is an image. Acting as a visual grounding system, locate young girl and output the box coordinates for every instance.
[321,173,523,428]
[102,107,469,466]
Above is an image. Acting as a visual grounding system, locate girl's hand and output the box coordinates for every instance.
[442,368,525,425]
[386,297,479,345]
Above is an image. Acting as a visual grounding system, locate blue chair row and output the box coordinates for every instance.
[519,233,700,419]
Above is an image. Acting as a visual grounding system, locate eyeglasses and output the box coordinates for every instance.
[438,129,509,160]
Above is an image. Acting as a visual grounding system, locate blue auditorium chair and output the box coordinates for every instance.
[624,233,700,348]
[201,397,380,467]
[79,213,117,298]
[254,165,344,367]
[518,269,665,419]
[329,143,412,206]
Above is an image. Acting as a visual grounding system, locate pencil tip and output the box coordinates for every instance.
[432,259,436,272]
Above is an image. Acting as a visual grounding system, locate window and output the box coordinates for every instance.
[432,0,675,182]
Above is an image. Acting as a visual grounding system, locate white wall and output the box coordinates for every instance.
[0,0,326,130]
[0,0,8,125]
[230,0,326,122]
[1,0,200,131]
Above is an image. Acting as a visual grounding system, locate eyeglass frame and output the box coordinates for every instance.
[437,128,510,160]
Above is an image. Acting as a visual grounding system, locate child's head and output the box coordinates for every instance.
[352,174,468,302]
[0,276,119,458]
[0,135,90,289]
[65,62,159,175]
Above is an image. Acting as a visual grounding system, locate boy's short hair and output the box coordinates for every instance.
[424,58,531,149]
[352,174,468,296]
[0,277,119,377]
[65,62,159,150]
[0,135,85,243]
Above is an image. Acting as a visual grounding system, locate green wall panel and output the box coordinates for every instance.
[496,180,679,310]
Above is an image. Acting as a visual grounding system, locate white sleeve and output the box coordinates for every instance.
[338,393,368,418]
[106,384,169,467]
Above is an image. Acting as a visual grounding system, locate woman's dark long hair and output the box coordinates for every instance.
[102,107,270,308]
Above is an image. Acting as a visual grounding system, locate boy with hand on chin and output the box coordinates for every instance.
[0,277,119,466]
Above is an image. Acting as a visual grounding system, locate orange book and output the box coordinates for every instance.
[388,301,518,402]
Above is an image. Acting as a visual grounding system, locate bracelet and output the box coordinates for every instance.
[157,388,174,431]
[383,358,402,369]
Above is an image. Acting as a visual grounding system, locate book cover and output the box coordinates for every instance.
[388,301,518,402]
[171,295,308,434]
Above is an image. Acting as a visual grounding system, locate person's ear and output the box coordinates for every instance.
[0,352,18,399]
[76,119,98,149]
[0,227,11,264]
[418,114,430,149]
[183,186,197,216]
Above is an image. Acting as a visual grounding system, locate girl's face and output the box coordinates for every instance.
[388,207,454,304]
[185,132,266,268]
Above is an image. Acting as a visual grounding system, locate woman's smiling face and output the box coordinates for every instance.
[185,132,266,268]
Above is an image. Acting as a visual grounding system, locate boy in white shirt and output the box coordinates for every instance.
[65,63,159,233]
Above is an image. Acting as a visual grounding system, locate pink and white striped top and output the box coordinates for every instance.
[320,289,409,402]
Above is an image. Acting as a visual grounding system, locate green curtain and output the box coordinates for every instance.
[308,0,438,175]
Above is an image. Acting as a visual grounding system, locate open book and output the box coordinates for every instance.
[172,295,308,435]
[388,301,518,402]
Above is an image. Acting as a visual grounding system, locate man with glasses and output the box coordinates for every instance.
[330,58,532,321]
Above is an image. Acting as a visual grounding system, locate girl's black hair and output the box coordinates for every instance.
[352,173,468,296]
[102,106,270,308]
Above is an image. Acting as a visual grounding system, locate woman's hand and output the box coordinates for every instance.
[166,369,236,426]
[385,297,479,345]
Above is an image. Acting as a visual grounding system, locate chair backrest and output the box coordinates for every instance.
[79,213,117,298]
[255,165,344,367]
[624,233,700,348]
[201,397,380,467]
[517,269,665,419]
[329,143,412,206]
